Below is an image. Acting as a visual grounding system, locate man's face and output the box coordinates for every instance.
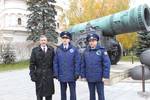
[89,39,97,48]
[61,37,70,45]
[40,37,48,46]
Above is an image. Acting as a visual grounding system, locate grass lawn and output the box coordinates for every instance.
[0,56,139,72]
[120,55,139,62]
[0,60,29,72]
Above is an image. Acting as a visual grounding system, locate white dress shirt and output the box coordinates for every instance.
[63,44,69,49]
[41,45,47,53]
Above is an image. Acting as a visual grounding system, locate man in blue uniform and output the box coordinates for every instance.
[81,32,111,100]
[53,31,81,100]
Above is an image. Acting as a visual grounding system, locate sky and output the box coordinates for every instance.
[130,0,150,8]
[56,0,69,10]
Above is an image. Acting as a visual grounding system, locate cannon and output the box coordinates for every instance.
[66,4,150,64]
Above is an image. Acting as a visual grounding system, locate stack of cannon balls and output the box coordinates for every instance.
[130,49,150,80]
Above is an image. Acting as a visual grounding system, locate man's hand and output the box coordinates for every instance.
[75,75,79,81]
[31,75,37,82]
[102,78,110,84]
[81,78,86,81]
[53,75,58,79]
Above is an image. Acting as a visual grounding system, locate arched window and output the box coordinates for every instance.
[18,18,21,25]
[57,22,59,28]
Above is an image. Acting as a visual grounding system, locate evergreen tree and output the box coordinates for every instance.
[26,0,58,43]
[1,44,16,64]
[136,31,150,56]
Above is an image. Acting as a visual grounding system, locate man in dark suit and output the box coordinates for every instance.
[29,35,55,100]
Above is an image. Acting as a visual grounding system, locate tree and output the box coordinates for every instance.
[136,31,150,56]
[66,0,129,26]
[116,32,138,50]
[1,44,16,64]
[26,0,58,43]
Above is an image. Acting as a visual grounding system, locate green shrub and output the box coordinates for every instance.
[1,44,16,64]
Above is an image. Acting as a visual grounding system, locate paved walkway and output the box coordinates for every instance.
[0,62,150,100]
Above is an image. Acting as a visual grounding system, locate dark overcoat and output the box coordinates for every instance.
[29,45,55,96]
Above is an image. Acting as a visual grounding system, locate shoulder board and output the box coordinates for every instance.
[99,46,105,49]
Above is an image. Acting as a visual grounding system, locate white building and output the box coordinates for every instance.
[0,0,69,61]
[0,0,28,42]
[0,0,68,43]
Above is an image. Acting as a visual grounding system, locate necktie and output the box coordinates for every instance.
[43,47,45,53]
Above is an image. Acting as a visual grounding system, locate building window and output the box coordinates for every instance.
[18,18,22,25]
[57,22,59,28]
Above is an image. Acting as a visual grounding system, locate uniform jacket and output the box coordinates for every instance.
[53,43,81,82]
[81,45,111,82]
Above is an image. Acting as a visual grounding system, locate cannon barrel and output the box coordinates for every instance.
[67,4,150,36]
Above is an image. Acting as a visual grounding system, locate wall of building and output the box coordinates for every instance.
[0,0,28,43]
[0,0,69,62]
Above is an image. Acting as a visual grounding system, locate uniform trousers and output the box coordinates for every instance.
[88,81,105,100]
[60,82,76,100]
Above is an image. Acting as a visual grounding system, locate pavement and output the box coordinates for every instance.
[0,62,150,100]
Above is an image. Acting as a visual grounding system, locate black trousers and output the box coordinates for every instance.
[60,82,76,100]
[37,95,52,100]
[88,82,105,100]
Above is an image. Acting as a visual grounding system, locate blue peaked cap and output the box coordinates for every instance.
[60,31,72,39]
[86,32,99,41]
